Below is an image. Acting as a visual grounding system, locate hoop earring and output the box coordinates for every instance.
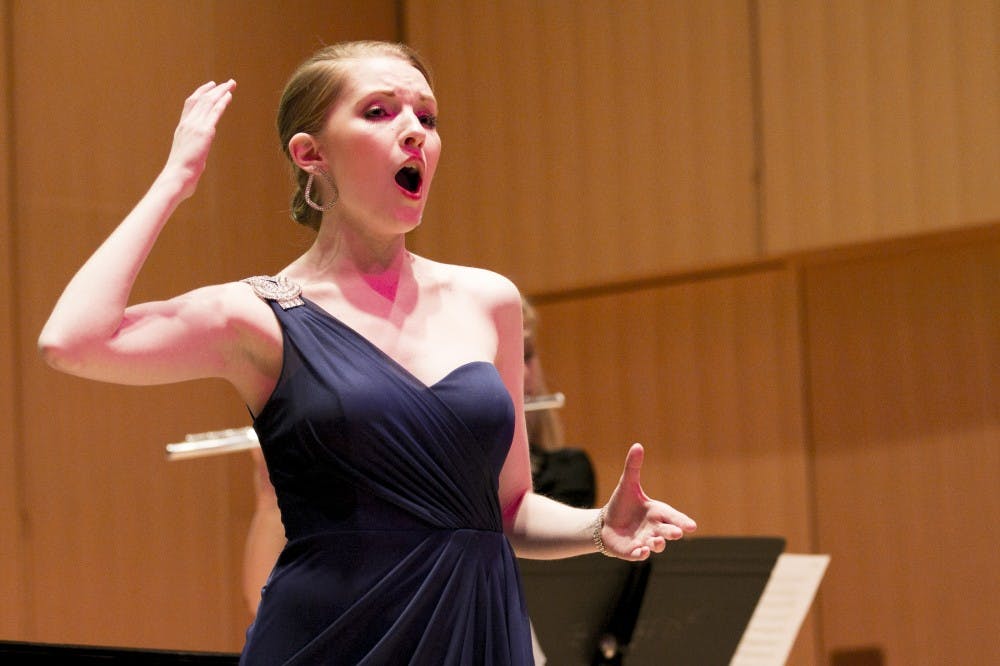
[304,169,338,212]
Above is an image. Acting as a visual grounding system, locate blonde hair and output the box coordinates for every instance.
[276,41,434,230]
[523,298,565,452]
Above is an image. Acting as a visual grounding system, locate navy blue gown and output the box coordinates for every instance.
[239,279,534,665]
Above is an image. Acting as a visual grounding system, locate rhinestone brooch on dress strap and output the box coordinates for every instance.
[241,275,304,310]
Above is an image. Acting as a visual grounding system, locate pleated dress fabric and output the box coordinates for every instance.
[239,292,533,665]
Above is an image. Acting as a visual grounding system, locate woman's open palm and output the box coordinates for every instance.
[602,443,697,560]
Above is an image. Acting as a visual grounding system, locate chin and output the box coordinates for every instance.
[394,206,425,230]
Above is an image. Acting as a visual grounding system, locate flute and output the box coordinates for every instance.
[165,392,565,461]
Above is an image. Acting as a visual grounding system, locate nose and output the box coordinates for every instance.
[400,111,425,149]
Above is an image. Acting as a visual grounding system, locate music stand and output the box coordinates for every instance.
[520,536,786,666]
[520,553,636,664]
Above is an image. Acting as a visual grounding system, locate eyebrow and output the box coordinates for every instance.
[369,89,436,105]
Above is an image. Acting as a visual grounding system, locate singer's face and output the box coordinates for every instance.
[315,56,440,232]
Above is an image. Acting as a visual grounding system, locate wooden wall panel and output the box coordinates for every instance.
[532,267,819,663]
[533,268,811,544]
[0,0,28,638]
[804,238,1000,665]
[9,0,397,652]
[759,0,1000,253]
[405,0,759,293]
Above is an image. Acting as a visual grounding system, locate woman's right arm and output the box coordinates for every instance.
[38,80,242,386]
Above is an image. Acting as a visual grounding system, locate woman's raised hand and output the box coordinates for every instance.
[601,443,697,561]
[163,80,236,200]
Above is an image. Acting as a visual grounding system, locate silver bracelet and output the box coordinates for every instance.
[592,506,611,557]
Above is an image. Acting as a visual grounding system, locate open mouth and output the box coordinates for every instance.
[395,165,422,194]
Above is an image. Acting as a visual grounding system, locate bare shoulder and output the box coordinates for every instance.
[164,280,277,331]
[217,278,285,347]
[422,258,521,314]
[180,279,283,407]
[141,279,282,366]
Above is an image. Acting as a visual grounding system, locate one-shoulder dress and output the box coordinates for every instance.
[239,278,534,665]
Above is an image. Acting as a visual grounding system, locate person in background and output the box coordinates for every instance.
[522,298,596,509]
[241,447,284,614]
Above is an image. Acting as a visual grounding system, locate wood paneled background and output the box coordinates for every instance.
[1,0,26,639]
[759,0,1000,252]
[2,1,997,664]
[407,0,760,291]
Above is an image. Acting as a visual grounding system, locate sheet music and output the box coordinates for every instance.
[729,553,830,666]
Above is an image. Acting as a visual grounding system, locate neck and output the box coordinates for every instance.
[292,225,418,311]
[357,250,410,302]
[307,219,408,272]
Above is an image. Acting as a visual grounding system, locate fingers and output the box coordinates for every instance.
[182,80,236,122]
[670,507,697,533]
[187,80,236,101]
[606,442,697,562]
[620,524,686,561]
[207,79,237,118]
[183,81,216,109]
[621,442,645,489]
[620,443,697,532]
[624,442,644,469]
[628,545,650,561]
[646,513,690,544]
[652,501,698,535]
[164,80,236,197]
[611,515,685,561]
[616,505,696,561]
[202,80,236,120]
[189,80,218,98]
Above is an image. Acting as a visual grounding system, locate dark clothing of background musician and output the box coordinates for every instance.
[530,445,596,509]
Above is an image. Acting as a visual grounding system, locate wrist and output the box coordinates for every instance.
[154,164,201,202]
[591,505,612,557]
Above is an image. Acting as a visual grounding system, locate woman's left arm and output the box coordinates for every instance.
[507,444,697,561]
[490,280,696,561]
